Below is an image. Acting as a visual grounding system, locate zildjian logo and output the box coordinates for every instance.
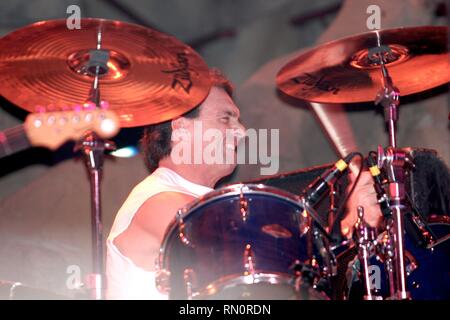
[291,73,340,95]
[162,52,193,94]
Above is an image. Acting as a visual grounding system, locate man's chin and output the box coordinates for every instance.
[220,161,238,177]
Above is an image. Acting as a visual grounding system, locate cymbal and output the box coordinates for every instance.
[0,19,212,127]
[276,26,450,104]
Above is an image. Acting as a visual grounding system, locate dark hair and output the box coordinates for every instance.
[411,151,450,217]
[141,69,233,173]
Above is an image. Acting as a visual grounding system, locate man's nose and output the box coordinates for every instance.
[233,122,246,142]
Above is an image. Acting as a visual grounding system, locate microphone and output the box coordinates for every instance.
[303,152,356,206]
[298,153,356,270]
[366,154,392,218]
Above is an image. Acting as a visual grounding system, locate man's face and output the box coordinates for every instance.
[176,86,246,175]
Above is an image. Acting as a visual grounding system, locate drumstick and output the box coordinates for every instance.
[310,102,361,175]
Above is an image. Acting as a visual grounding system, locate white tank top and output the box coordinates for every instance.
[106,167,213,299]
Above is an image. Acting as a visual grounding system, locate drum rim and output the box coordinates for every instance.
[157,183,304,273]
[195,272,295,299]
[165,271,330,300]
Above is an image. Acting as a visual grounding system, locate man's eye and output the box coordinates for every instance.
[220,116,230,123]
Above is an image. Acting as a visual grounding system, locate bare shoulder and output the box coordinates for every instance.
[133,191,197,237]
[113,191,197,270]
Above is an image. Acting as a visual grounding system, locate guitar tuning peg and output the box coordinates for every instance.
[47,104,56,112]
[35,105,46,113]
[99,100,110,109]
[82,102,96,110]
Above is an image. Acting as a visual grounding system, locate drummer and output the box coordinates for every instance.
[105,68,382,299]
[106,69,245,299]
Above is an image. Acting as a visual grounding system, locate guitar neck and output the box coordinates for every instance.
[0,125,31,159]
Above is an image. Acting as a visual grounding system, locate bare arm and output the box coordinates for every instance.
[113,191,196,270]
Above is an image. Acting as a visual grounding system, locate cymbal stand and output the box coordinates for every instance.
[354,206,382,300]
[75,25,115,300]
[371,38,410,299]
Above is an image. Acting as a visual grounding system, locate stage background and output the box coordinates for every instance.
[0,0,448,297]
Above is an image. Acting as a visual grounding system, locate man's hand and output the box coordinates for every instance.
[341,170,383,238]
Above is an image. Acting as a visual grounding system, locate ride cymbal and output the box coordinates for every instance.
[276,26,450,104]
[0,18,212,127]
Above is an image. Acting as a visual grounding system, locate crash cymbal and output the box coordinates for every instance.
[276,26,450,104]
[0,19,211,127]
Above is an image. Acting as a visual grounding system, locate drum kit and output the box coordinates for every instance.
[0,19,449,300]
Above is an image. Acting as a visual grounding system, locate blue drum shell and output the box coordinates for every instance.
[362,221,450,300]
[160,187,312,299]
[404,222,450,300]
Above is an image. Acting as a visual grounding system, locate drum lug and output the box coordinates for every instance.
[179,222,191,247]
[298,209,312,235]
[177,209,192,247]
[155,267,171,295]
[239,192,249,222]
[404,251,419,275]
[183,268,198,300]
[176,208,185,222]
[243,244,256,276]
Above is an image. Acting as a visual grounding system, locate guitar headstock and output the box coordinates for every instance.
[24,108,120,150]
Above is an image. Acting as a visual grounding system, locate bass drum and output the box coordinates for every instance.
[157,184,330,300]
[341,215,450,300]
[395,216,450,300]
